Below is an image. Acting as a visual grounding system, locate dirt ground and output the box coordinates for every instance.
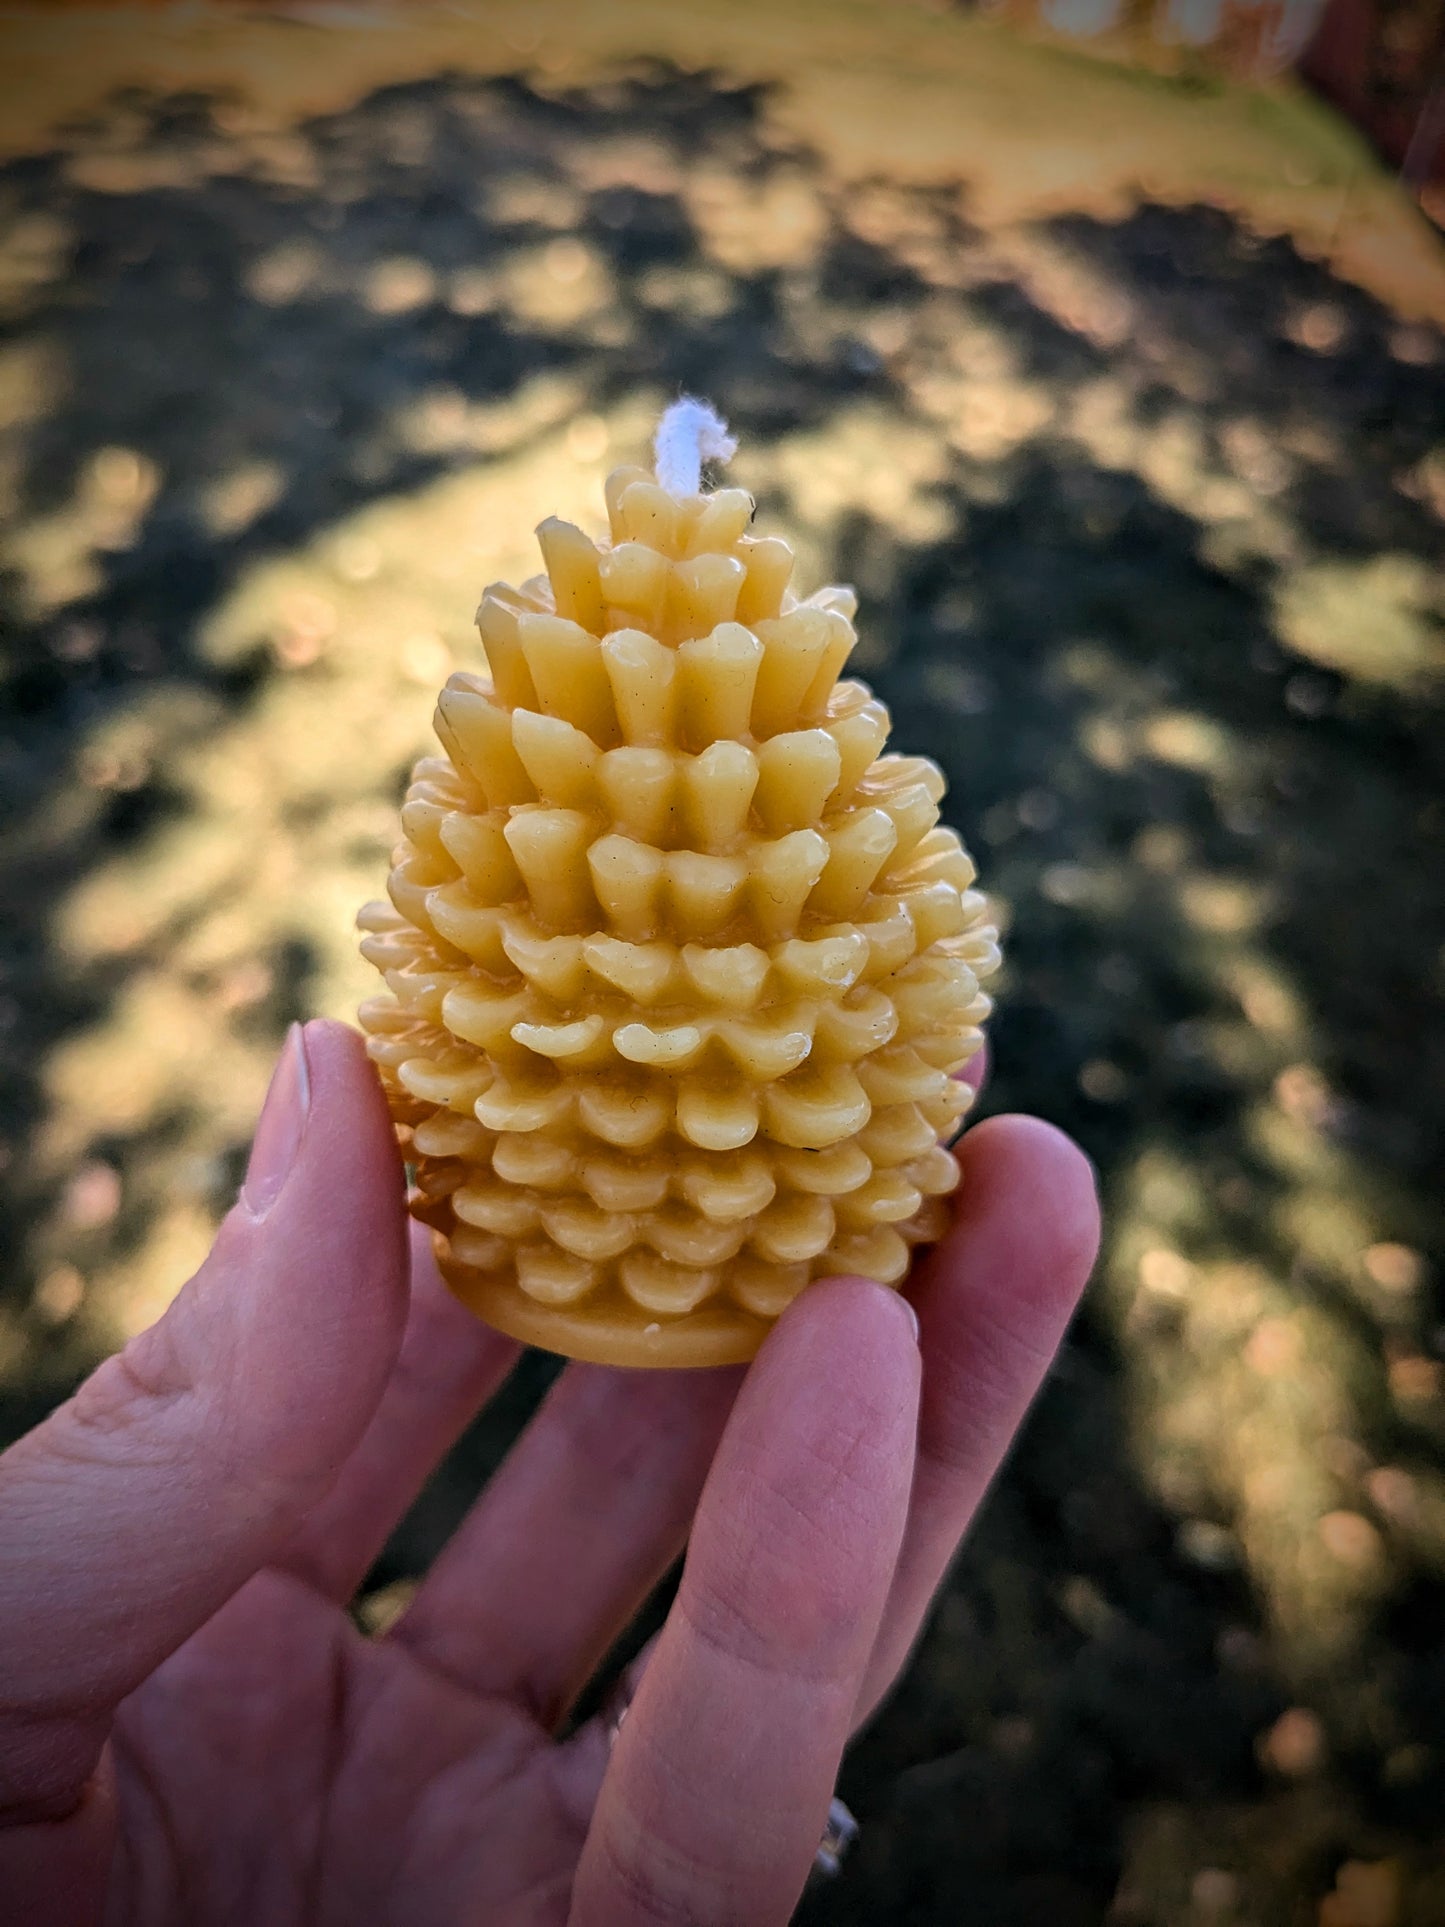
[1,5,1443,1922]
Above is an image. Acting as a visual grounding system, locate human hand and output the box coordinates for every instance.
[0,1020,1098,1926]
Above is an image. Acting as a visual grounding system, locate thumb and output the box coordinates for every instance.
[0,1020,409,1819]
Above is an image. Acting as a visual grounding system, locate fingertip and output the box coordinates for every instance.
[266,1015,407,1288]
[294,1017,400,1173]
[285,1014,409,1296]
[762,1274,922,1393]
[818,1274,921,1350]
[300,1014,369,1061]
[962,1109,1096,1184]
[952,1113,1100,1288]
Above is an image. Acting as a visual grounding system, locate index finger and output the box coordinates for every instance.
[569,1278,920,1927]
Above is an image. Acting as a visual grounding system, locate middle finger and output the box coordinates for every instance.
[391,1357,742,1724]
[568,1278,921,1927]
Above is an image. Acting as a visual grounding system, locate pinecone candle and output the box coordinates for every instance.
[358,402,998,1367]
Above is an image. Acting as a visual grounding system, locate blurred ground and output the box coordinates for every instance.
[1,4,1444,1923]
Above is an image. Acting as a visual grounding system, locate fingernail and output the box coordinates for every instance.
[242,1024,310,1218]
[895,1293,921,1346]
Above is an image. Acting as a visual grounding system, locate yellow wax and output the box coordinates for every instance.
[358,431,997,1366]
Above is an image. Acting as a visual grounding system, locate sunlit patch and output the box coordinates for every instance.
[1396,448,1445,522]
[1063,372,1300,573]
[1362,1243,1427,1295]
[1014,787,1059,830]
[565,413,609,463]
[1105,1124,1408,1670]
[993,229,1134,347]
[91,1202,216,1343]
[1390,323,1440,366]
[485,176,585,228]
[245,239,327,305]
[1319,1860,1403,1927]
[399,630,453,685]
[1138,1245,1194,1297]
[1,444,160,617]
[1039,861,1093,906]
[1132,824,1189,873]
[1317,1508,1385,1570]
[947,382,1055,462]
[750,405,954,550]
[61,1160,121,1231]
[683,164,828,273]
[1276,1190,1378,1285]
[543,236,590,284]
[1081,713,1134,771]
[1142,709,1235,776]
[569,132,679,197]
[1177,873,1271,936]
[635,262,734,318]
[908,313,1057,463]
[1272,1062,1336,1128]
[214,956,274,1014]
[502,240,614,328]
[274,589,337,668]
[1386,1350,1441,1408]
[1283,301,1348,354]
[1227,959,1305,1037]
[0,211,73,314]
[201,460,285,536]
[1272,556,1445,688]
[1079,1057,1128,1101]
[32,1262,85,1326]
[445,266,499,316]
[79,740,151,795]
[0,337,65,441]
[330,532,382,582]
[363,255,439,315]
[1176,1516,1237,1569]
[1257,1706,1327,1779]
[1219,418,1290,496]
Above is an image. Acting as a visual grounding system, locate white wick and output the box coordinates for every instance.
[653,396,737,497]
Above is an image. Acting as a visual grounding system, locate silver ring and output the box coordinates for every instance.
[811,1796,859,1879]
[603,1682,859,1878]
[602,1662,636,1751]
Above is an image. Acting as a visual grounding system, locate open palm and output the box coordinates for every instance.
[0,1023,1097,1927]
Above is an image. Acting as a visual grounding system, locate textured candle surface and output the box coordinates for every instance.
[358,447,998,1366]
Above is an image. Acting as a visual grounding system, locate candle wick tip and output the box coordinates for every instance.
[654,396,736,497]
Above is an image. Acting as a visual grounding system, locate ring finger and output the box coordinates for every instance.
[390,1356,743,1726]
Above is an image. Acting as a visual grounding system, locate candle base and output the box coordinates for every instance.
[435,1235,773,1368]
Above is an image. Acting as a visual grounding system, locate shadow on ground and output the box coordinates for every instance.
[1,60,1443,1925]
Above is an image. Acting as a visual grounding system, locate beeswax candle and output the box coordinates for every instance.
[359,402,998,1366]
